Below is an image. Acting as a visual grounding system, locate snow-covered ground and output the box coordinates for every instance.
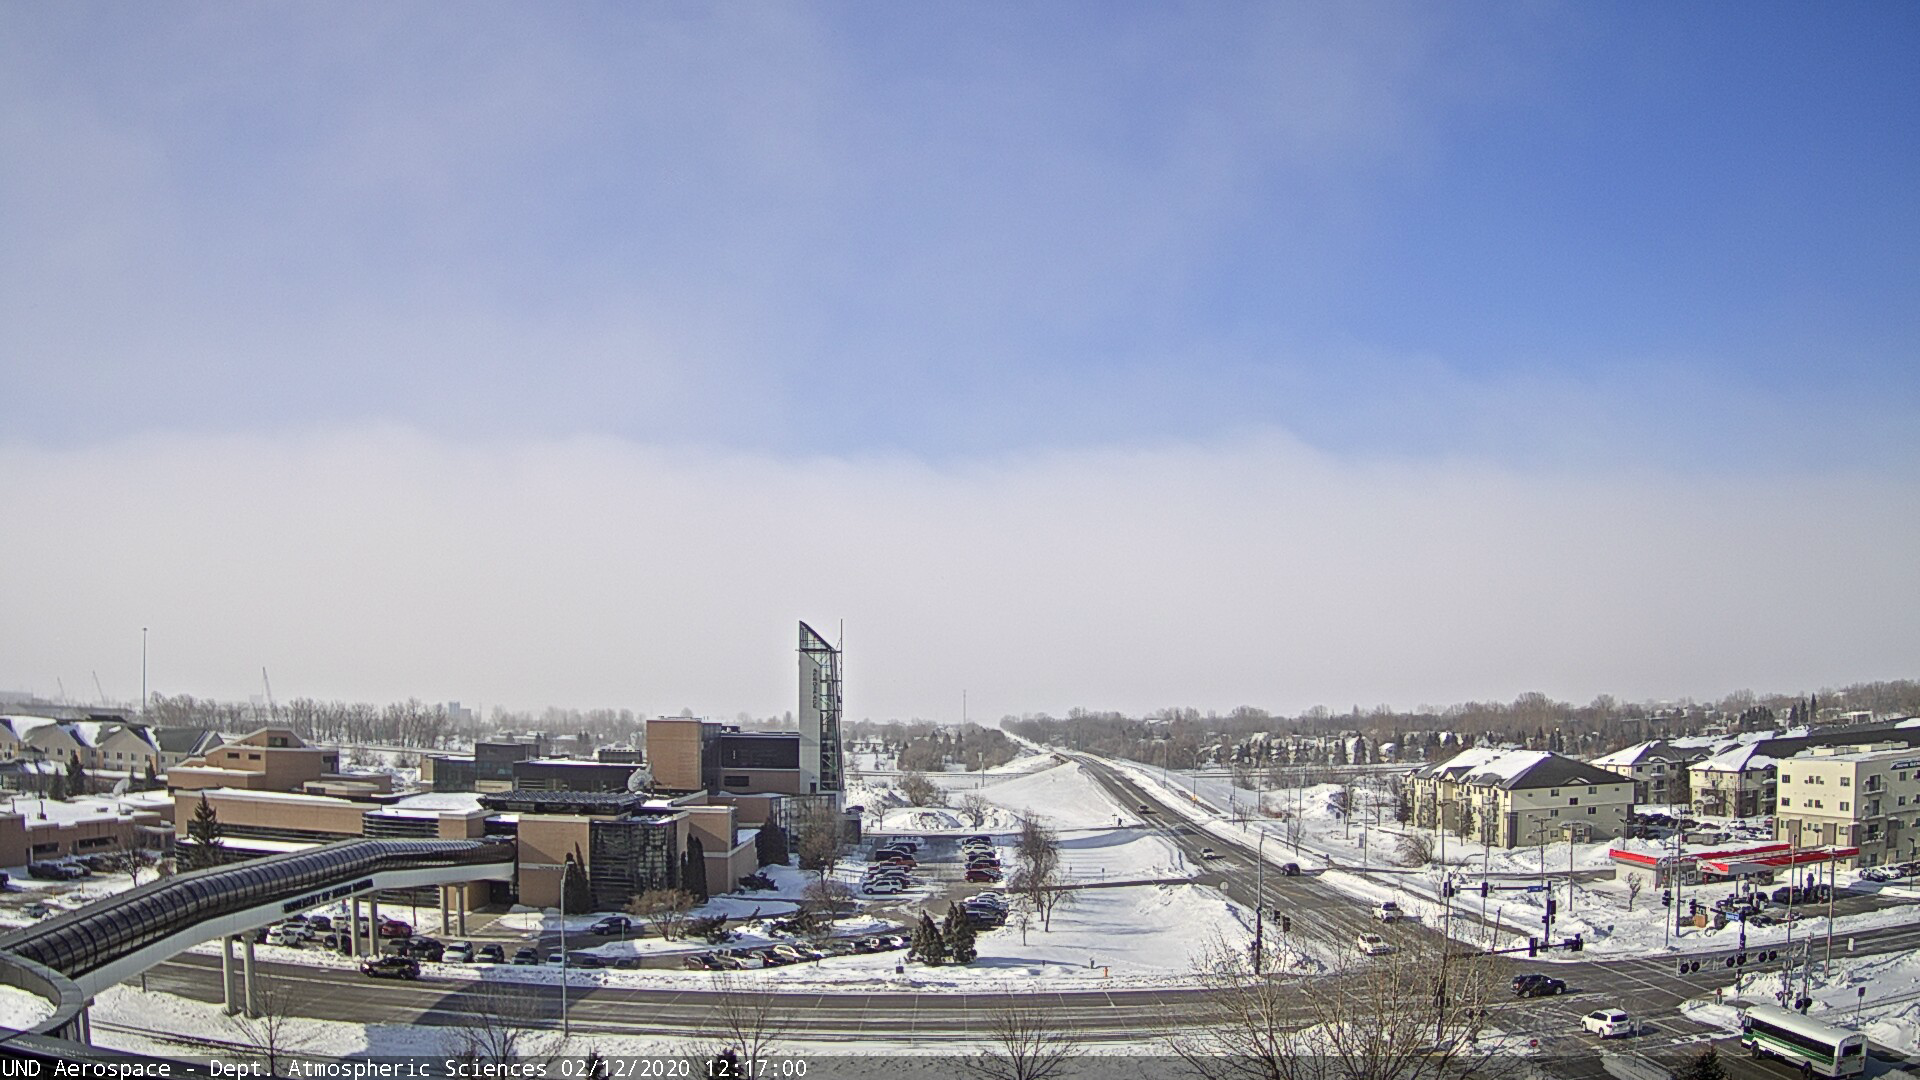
[1681,945,1920,1055]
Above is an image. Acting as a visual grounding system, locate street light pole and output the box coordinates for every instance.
[559,862,571,1038]
[1254,832,1267,973]
[140,627,148,716]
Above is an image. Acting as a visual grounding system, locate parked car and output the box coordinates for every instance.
[569,952,608,968]
[882,934,911,950]
[360,956,420,980]
[307,915,334,932]
[1582,1009,1634,1038]
[378,919,413,939]
[966,868,1002,883]
[1512,974,1567,997]
[477,944,506,964]
[962,835,991,845]
[1375,902,1404,922]
[771,945,806,963]
[266,926,307,947]
[26,863,86,881]
[406,938,445,962]
[442,942,473,963]
[512,947,541,965]
[755,949,790,967]
[864,881,904,895]
[588,916,631,935]
[685,953,721,970]
[1356,933,1393,956]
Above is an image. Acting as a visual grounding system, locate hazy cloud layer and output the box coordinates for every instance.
[3,431,1912,719]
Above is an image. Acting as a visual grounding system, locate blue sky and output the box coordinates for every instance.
[2,5,1916,717]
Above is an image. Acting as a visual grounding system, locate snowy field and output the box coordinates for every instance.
[1681,946,1920,1056]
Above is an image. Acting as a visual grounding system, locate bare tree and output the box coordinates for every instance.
[223,969,311,1076]
[958,792,994,829]
[1009,818,1072,932]
[799,876,858,929]
[793,803,845,881]
[964,982,1084,1080]
[1166,931,1509,1080]
[1626,875,1644,912]
[444,980,552,1063]
[1395,832,1433,868]
[898,771,940,807]
[627,888,697,940]
[702,970,789,1063]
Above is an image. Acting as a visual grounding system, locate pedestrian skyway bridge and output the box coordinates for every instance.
[0,837,515,1056]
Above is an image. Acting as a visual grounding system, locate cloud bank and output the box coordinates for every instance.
[2,430,1912,720]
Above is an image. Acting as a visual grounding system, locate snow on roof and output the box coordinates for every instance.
[1463,749,1553,783]
[389,791,486,813]
[1592,742,1664,768]
[194,787,358,807]
[1696,743,1776,773]
[1417,745,1507,780]
[0,715,65,739]
[3,795,138,825]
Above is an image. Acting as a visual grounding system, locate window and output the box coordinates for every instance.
[1569,798,1579,806]
[723,775,751,787]
[1840,802,1850,812]
[248,753,261,761]
[1781,774,1791,783]
[1588,786,1597,794]
[1900,796,1908,807]
[1587,807,1598,815]
[1550,789,1559,797]
[1841,777,1851,788]
[1781,798,1791,807]
[1550,809,1560,818]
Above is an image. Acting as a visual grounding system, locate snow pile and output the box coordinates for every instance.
[1685,941,1920,1055]
[0,985,55,1032]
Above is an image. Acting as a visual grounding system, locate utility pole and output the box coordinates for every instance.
[559,861,571,1037]
[140,627,149,716]
[1252,832,1267,973]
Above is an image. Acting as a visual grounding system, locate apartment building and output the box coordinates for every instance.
[1408,747,1635,848]
[1774,744,1920,869]
[1591,740,1710,805]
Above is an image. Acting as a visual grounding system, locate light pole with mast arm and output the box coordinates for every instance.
[559,861,571,1037]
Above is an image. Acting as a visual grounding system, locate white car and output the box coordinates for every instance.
[1356,933,1394,956]
[1199,847,1220,859]
[1582,1009,1634,1038]
[1375,901,1404,922]
[863,881,904,895]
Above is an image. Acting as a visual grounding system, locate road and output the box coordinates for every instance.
[106,751,1920,1080]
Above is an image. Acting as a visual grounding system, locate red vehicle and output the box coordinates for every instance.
[965,868,1002,883]
[378,919,413,939]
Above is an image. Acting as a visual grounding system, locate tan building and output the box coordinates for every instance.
[1408,748,1634,848]
[1591,741,1710,805]
[1774,744,1920,869]
[167,727,391,797]
[0,792,174,864]
[1690,743,1778,819]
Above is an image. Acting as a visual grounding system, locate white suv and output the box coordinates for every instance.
[1582,1009,1634,1038]
[1374,901,1404,922]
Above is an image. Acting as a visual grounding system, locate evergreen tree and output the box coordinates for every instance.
[755,821,790,867]
[66,752,87,798]
[186,794,225,869]
[683,836,709,902]
[1673,1045,1726,1080]
[942,902,977,964]
[909,912,947,965]
[562,850,592,914]
[48,772,67,802]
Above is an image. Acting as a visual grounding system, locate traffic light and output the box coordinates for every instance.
[1281,915,1291,933]
[1565,934,1583,952]
[1480,881,1490,898]
[1442,880,1453,898]
[1546,897,1557,917]
[1527,936,1538,957]
[1662,889,1673,908]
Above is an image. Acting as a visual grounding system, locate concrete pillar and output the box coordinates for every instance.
[439,886,449,937]
[220,935,237,1015]
[369,897,380,952]
[242,935,259,1018]
[350,897,361,956]
[77,1003,91,1045]
[458,885,468,936]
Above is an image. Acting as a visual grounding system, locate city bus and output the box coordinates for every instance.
[1739,1003,1868,1078]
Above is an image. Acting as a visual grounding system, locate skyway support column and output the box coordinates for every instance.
[349,897,361,956]
[220,935,238,1015]
[439,886,449,938]
[369,897,380,950]
[242,934,259,1018]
